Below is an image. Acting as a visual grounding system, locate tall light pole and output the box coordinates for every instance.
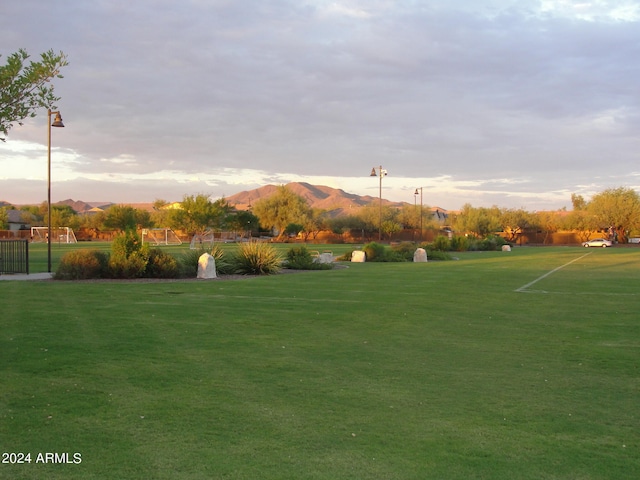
[370,165,387,241]
[47,109,65,273]
[414,187,423,242]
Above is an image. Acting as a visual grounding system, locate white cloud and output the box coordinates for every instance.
[1,0,639,210]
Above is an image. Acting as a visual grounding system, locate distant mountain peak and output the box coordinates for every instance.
[225,182,406,216]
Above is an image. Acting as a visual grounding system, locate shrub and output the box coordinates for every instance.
[285,245,314,269]
[108,251,148,279]
[450,235,470,252]
[55,249,109,280]
[179,248,205,278]
[390,242,417,262]
[210,245,235,275]
[479,235,509,251]
[362,242,386,261]
[108,230,149,279]
[336,250,354,261]
[431,235,450,252]
[285,246,332,270]
[426,249,453,261]
[145,248,179,278]
[232,242,282,275]
[111,229,145,259]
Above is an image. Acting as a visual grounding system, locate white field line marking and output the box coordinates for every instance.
[515,252,592,293]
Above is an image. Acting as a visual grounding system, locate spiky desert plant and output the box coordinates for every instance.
[232,241,282,275]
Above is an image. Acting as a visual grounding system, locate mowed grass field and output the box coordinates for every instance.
[1,245,639,479]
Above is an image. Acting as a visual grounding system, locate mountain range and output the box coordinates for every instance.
[224,182,410,216]
[5,182,448,216]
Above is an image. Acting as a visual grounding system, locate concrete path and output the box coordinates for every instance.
[0,272,54,281]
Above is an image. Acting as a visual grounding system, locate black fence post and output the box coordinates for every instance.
[0,239,29,274]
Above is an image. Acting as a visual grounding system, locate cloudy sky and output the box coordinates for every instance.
[1,0,639,211]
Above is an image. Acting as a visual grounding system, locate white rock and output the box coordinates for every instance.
[413,248,428,262]
[197,253,217,279]
[351,250,366,262]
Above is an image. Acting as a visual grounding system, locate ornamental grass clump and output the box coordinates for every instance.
[179,245,235,277]
[210,245,234,275]
[232,241,282,275]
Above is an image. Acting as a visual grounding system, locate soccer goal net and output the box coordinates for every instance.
[190,231,215,250]
[141,228,183,246]
[31,226,78,244]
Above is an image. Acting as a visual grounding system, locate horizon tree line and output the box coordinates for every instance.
[2,186,640,243]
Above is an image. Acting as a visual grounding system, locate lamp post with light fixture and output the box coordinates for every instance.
[370,165,387,241]
[414,187,423,242]
[47,109,64,273]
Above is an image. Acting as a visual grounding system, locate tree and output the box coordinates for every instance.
[500,208,532,242]
[588,187,640,243]
[328,215,368,241]
[356,203,398,240]
[571,193,587,211]
[452,204,501,238]
[252,186,311,240]
[299,208,331,241]
[50,204,77,229]
[533,210,561,245]
[226,210,259,238]
[1,49,68,140]
[0,207,8,229]
[103,205,151,232]
[381,220,402,240]
[169,194,231,236]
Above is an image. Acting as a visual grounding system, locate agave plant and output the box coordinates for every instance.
[232,242,282,275]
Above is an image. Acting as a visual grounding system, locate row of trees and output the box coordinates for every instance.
[451,187,640,243]
[3,186,639,243]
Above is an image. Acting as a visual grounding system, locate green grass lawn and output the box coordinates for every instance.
[1,246,639,479]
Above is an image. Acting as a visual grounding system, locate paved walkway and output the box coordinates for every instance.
[0,272,54,281]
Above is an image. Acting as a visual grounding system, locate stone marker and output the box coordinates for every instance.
[317,252,334,264]
[197,253,217,279]
[351,250,366,262]
[413,248,428,262]
[502,245,511,252]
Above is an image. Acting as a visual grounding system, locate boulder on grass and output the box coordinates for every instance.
[502,245,512,252]
[197,253,217,279]
[351,250,366,263]
[316,252,334,264]
[413,248,428,263]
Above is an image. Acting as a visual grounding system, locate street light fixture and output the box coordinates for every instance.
[370,165,387,241]
[47,109,64,273]
[414,187,423,242]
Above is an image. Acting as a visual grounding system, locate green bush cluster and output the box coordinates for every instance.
[54,249,109,280]
[429,234,509,252]
[284,246,333,270]
[362,242,410,262]
[108,230,149,279]
[55,231,181,280]
[362,242,386,261]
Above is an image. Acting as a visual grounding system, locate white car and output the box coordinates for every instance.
[582,238,612,248]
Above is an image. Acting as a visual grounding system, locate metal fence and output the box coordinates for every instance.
[0,239,29,274]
